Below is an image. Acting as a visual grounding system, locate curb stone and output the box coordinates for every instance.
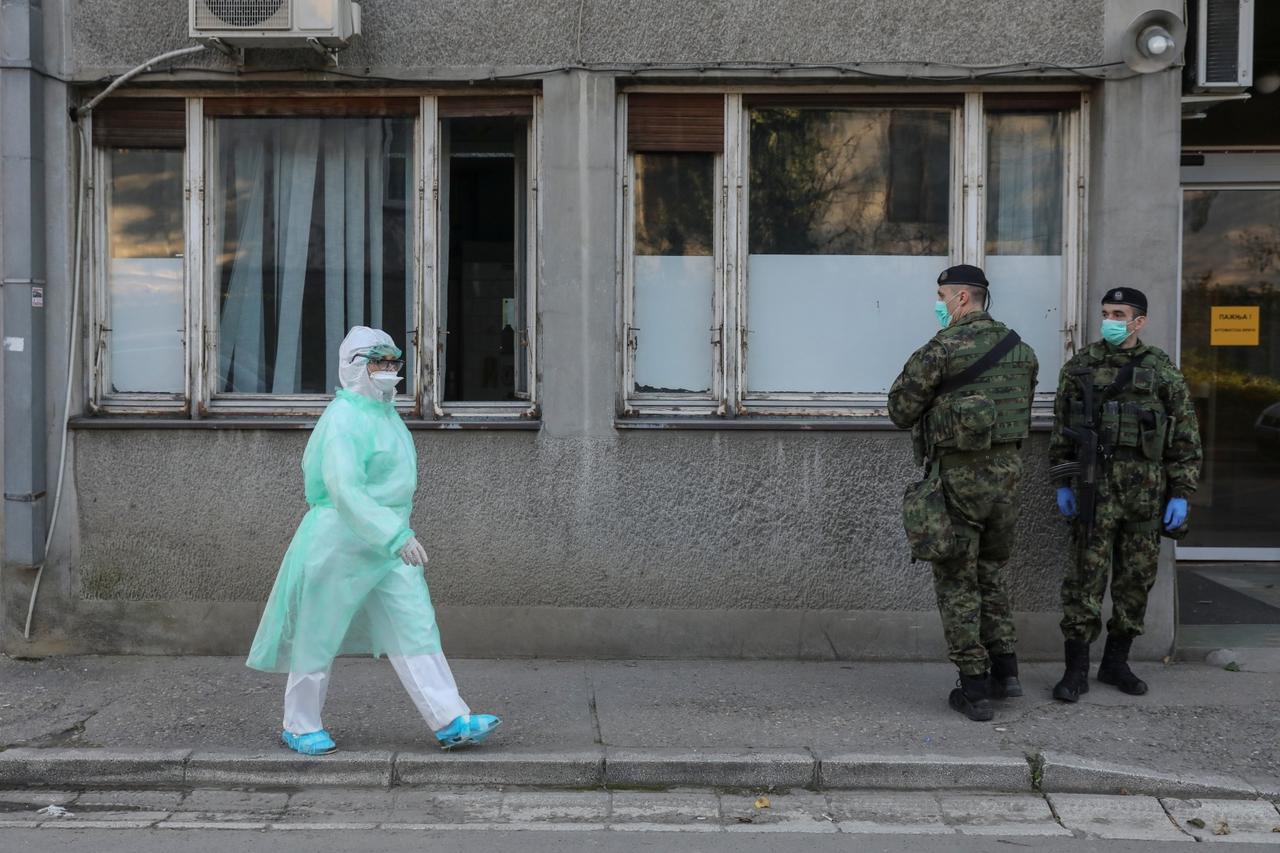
[602,748,815,789]
[0,748,190,788]
[1037,750,1261,799]
[819,752,1032,791]
[396,749,604,787]
[186,750,395,788]
[0,746,1270,800]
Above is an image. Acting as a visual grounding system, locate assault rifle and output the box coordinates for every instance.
[1050,367,1106,540]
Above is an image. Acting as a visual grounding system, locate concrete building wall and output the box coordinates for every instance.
[68,0,1105,77]
[2,0,1190,662]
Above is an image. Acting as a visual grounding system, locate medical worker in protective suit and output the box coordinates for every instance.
[247,326,500,756]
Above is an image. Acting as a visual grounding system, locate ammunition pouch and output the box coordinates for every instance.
[911,422,928,467]
[901,460,956,562]
[926,394,996,454]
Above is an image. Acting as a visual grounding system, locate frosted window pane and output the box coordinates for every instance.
[635,256,714,393]
[746,255,948,394]
[984,255,1063,393]
[107,258,184,393]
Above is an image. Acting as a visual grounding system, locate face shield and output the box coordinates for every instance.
[338,327,404,401]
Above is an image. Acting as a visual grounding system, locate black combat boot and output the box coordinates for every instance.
[948,672,994,721]
[1096,634,1148,695]
[989,652,1023,699]
[1052,639,1091,702]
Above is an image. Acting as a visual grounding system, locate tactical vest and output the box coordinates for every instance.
[1067,351,1169,461]
[923,325,1036,456]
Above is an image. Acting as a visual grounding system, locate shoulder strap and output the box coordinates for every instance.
[1103,352,1154,399]
[936,331,1022,397]
[1104,362,1135,398]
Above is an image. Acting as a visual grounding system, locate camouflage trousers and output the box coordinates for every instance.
[930,445,1023,676]
[1061,459,1164,643]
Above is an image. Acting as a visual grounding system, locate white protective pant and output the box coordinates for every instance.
[283,653,471,735]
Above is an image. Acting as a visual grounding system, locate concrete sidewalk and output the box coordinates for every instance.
[0,655,1276,797]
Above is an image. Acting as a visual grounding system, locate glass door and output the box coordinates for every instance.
[1179,179,1280,558]
[1178,155,1280,649]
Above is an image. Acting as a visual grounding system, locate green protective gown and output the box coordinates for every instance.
[247,382,443,675]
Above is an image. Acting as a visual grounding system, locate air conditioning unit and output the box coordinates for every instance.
[189,0,361,48]
[1193,0,1253,90]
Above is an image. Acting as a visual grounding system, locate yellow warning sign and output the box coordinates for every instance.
[1210,306,1260,347]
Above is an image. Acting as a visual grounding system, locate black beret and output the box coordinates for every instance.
[937,264,988,288]
[1101,287,1148,312]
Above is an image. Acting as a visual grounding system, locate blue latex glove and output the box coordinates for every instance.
[1056,486,1077,518]
[1163,497,1188,530]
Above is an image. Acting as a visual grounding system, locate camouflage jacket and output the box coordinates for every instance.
[1049,339,1202,498]
[888,310,1039,436]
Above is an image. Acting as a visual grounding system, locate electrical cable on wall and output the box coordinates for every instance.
[78,57,1139,87]
[24,44,208,640]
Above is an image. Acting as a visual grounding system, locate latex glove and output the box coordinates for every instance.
[399,537,429,568]
[1056,486,1077,518]
[1163,497,1188,531]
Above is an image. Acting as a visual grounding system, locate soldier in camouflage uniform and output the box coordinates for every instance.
[890,264,1039,722]
[1050,287,1202,702]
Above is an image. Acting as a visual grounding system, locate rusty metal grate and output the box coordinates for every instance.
[194,0,291,30]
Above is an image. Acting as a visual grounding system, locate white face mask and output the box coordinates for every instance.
[369,372,402,393]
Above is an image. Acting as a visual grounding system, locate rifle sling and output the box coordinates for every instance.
[935,331,1022,397]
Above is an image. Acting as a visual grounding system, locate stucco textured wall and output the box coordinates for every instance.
[74,430,1070,612]
[9,1,1190,662]
[69,0,1105,75]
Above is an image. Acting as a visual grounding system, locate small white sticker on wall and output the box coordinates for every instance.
[3,337,25,352]
[31,287,44,308]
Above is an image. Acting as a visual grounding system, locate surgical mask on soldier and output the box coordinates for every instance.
[935,293,961,329]
[370,371,403,392]
[1101,318,1132,346]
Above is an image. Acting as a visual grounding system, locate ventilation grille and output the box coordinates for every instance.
[194,0,290,30]
[1203,0,1242,83]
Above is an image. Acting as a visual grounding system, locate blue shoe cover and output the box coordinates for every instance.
[435,714,501,750]
[281,729,337,755]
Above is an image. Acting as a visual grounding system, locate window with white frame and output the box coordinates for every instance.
[622,94,725,412]
[91,99,188,410]
[618,90,1085,417]
[432,97,537,412]
[89,94,539,418]
[205,101,418,403]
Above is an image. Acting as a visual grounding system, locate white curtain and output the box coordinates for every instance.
[987,114,1061,256]
[218,119,391,394]
[985,113,1066,393]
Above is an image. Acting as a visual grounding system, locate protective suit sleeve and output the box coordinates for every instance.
[1160,362,1203,498]
[887,339,947,429]
[320,432,414,557]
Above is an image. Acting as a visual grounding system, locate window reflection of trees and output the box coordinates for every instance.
[634,153,714,256]
[747,108,950,256]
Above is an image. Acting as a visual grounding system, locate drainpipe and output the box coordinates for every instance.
[1,0,49,573]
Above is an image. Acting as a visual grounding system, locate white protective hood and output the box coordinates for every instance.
[338,326,402,402]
